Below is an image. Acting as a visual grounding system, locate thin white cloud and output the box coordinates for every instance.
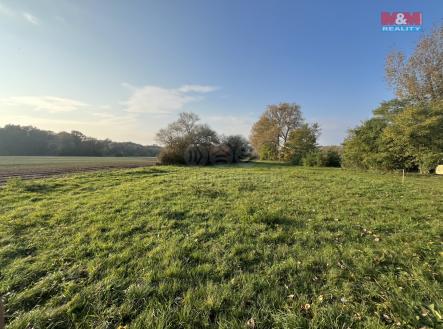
[0,96,89,113]
[0,83,220,144]
[0,3,14,17]
[23,12,39,25]
[124,84,217,114]
[0,5,42,25]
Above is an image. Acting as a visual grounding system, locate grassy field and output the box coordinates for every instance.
[0,163,442,328]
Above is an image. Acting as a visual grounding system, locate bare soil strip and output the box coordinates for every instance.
[0,163,156,185]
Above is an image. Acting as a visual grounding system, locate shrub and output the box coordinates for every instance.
[158,147,186,165]
[301,151,319,167]
[417,151,443,174]
[319,147,342,167]
[301,147,342,167]
[156,112,218,165]
[221,135,254,163]
[283,123,320,164]
[259,143,279,161]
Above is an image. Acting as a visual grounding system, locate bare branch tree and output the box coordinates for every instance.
[386,26,443,101]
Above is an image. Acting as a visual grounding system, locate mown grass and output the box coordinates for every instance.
[0,163,442,328]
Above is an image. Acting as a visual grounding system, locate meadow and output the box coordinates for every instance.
[0,163,442,328]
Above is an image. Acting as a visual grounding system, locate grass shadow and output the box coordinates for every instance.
[4,178,62,194]
[123,168,170,177]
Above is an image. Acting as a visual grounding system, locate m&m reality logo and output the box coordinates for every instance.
[381,12,422,32]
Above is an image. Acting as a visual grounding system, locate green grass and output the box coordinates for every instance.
[0,163,442,328]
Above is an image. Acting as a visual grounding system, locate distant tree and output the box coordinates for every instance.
[220,135,254,162]
[257,143,278,161]
[193,124,220,146]
[249,116,279,160]
[0,125,160,157]
[386,26,443,101]
[319,146,342,167]
[0,125,52,155]
[302,147,342,168]
[174,112,200,135]
[156,112,219,164]
[250,102,304,159]
[156,112,218,146]
[265,103,304,147]
[282,123,320,164]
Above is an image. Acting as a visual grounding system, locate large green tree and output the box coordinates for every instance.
[342,117,389,170]
[381,100,443,173]
[249,116,279,160]
[343,26,443,173]
[250,103,304,160]
[282,123,320,164]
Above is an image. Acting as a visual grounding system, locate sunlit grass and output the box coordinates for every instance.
[0,163,442,328]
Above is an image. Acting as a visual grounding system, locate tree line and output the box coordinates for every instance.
[156,104,340,167]
[247,26,443,173]
[249,103,341,167]
[156,112,254,164]
[342,26,442,174]
[3,26,441,171]
[0,125,161,157]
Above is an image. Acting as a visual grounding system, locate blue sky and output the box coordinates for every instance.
[0,0,442,145]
